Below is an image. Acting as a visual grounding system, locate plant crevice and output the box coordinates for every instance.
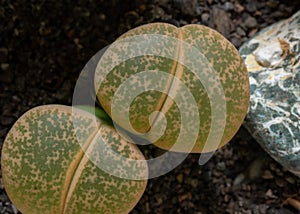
[60,127,99,214]
[146,27,184,134]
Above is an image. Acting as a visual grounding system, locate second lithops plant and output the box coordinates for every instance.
[1,105,147,214]
[1,22,249,213]
[95,23,250,153]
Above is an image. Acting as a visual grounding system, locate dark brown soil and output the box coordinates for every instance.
[1,0,300,213]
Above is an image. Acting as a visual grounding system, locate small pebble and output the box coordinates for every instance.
[245,3,257,13]
[266,1,279,8]
[223,2,234,11]
[233,173,245,185]
[99,13,106,21]
[212,6,233,38]
[234,3,245,13]
[201,13,210,23]
[217,162,226,171]
[176,173,183,183]
[1,63,9,71]
[244,16,257,28]
[285,176,295,184]
[173,0,197,16]
[270,11,284,19]
[265,189,277,199]
[190,179,198,188]
[151,6,165,20]
[12,95,21,103]
[236,27,246,36]
[262,170,274,179]
[248,28,258,37]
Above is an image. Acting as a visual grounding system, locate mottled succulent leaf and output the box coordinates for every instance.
[95,23,250,153]
[95,23,179,134]
[1,105,147,214]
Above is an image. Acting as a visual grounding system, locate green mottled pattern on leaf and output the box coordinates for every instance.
[95,23,179,134]
[1,105,147,214]
[95,23,249,153]
[179,25,250,150]
[65,124,148,213]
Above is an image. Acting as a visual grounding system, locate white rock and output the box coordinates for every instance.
[239,10,300,177]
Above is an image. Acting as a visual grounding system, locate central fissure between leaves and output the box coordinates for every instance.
[146,28,184,133]
[60,128,99,214]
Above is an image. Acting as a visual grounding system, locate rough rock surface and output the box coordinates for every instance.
[240,11,300,176]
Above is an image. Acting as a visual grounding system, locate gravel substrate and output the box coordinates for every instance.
[1,0,300,213]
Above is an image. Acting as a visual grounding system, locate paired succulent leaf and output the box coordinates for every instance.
[95,23,250,153]
[1,105,147,214]
[1,22,250,214]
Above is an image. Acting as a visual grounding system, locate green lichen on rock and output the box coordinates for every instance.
[1,105,147,214]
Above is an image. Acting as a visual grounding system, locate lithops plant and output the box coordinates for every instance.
[1,105,147,214]
[95,23,250,153]
[239,11,300,176]
[2,22,250,213]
